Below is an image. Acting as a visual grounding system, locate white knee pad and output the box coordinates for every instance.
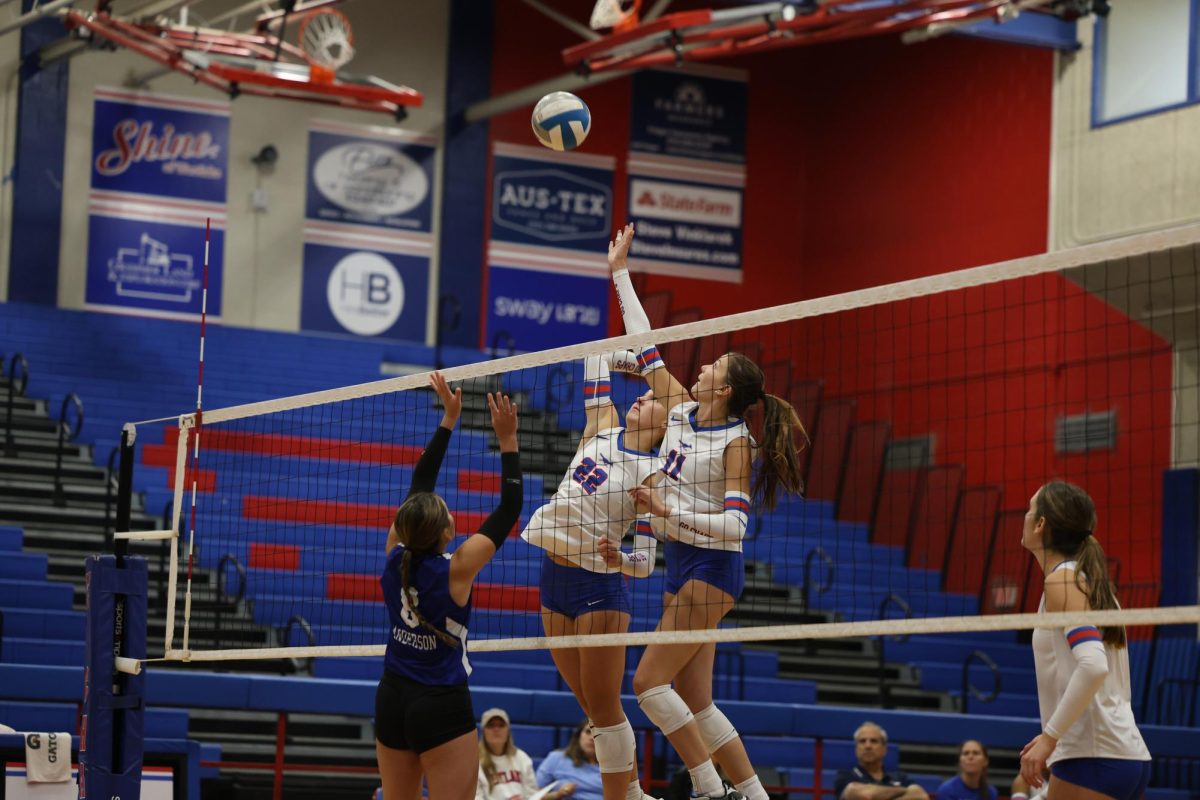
[636,685,694,735]
[694,704,739,753]
[592,719,636,774]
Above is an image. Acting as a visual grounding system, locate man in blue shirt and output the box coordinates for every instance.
[833,723,929,800]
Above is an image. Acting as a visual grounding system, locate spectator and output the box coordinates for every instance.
[477,708,539,800]
[834,722,929,800]
[936,741,997,800]
[535,720,604,800]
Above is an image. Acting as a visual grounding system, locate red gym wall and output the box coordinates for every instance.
[487,7,1167,587]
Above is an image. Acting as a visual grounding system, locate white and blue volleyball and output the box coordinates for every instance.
[531,92,591,152]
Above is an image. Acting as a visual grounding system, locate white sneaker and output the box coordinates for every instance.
[694,790,744,800]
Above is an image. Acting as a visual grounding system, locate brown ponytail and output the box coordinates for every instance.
[1036,481,1126,648]
[394,492,460,649]
[723,353,809,510]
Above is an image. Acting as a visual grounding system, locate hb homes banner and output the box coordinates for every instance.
[300,120,436,342]
[486,142,613,352]
[626,67,747,283]
[85,88,229,318]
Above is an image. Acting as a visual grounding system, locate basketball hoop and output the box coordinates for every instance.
[589,0,641,32]
[299,8,355,83]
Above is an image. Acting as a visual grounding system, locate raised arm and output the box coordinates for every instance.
[409,372,462,495]
[449,393,522,604]
[608,223,690,407]
[580,354,620,444]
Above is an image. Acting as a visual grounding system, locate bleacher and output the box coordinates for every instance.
[1,302,1198,799]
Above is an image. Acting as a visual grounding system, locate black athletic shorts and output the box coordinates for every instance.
[374,669,476,753]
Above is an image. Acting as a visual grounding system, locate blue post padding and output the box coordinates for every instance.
[1160,469,1199,638]
[81,554,148,800]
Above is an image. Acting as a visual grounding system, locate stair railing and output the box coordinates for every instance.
[103,446,119,545]
[52,393,84,507]
[283,614,317,675]
[215,553,247,650]
[876,593,912,709]
[800,546,835,610]
[959,649,1001,713]
[3,353,29,457]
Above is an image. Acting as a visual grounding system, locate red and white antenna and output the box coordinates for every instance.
[181,218,211,653]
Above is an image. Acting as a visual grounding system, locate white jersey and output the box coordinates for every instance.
[651,402,751,553]
[521,427,660,573]
[477,749,538,800]
[1031,561,1151,764]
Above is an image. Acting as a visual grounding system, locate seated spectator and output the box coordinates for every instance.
[535,720,603,800]
[477,708,539,800]
[937,741,997,800]
[834,722,929,800]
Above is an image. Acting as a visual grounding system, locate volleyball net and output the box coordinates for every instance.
[133,223,1200,665]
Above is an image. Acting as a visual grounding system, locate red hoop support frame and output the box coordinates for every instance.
[564,0,1055,75]
[63,9,421,119]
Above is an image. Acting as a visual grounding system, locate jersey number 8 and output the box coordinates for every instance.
[400,588,420,628]
[572,457,609,495]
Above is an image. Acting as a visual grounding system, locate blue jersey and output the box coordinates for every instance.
[381,544,471,685]
[936,776,998,800]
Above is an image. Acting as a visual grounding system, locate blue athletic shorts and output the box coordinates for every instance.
[1051,758,1151,800]
[663,541,744,601]
[539,555,632,619]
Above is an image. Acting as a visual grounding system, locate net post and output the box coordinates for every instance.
[80,553,147,800]
[164,415,190,656]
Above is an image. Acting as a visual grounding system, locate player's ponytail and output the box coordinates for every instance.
[724,353,809,510]
[1037,481,1126,648]
[394,493,461,648]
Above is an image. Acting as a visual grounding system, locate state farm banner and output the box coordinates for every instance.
[485,142,613,352]
[300,120,436,342]
[85,88,228,318]
[626,67,746,283]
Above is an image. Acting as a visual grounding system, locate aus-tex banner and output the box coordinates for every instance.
[626,66,747,283]
[300,119,436,342]
[485,142,613,352]
[85,88,228,318]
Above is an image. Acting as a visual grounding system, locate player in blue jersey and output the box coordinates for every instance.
[607,223,808,800]
[375,372,523,800]
[522,351,667,800]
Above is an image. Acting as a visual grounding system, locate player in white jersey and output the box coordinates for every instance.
[1018,481,1151,800]
[521,351,667,800]
[604,223,808,800]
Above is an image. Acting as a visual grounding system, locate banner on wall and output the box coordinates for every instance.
[626,67,747,284]
[85,88,229,318]
[486,142,613,352]
[300,120,436,342]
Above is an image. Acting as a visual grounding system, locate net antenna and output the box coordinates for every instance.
[590,0,642,31]
[59,0,421,120]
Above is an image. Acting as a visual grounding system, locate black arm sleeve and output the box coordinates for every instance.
[476,452,522,549]
[408,425,452,497]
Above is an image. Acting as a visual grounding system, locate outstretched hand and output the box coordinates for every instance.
[487,392,519,451]
[429,372,462,429]
[608,222,635,274]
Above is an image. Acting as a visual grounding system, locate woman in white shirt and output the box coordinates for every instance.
[1018,481,1151,800]
[477,708,539,800]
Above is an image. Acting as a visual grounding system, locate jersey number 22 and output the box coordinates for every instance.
[572,457,609,494]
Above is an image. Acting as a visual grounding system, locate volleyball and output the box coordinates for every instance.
[531,91,591,152]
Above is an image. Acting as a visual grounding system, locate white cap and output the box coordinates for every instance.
[480,708,509,726]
